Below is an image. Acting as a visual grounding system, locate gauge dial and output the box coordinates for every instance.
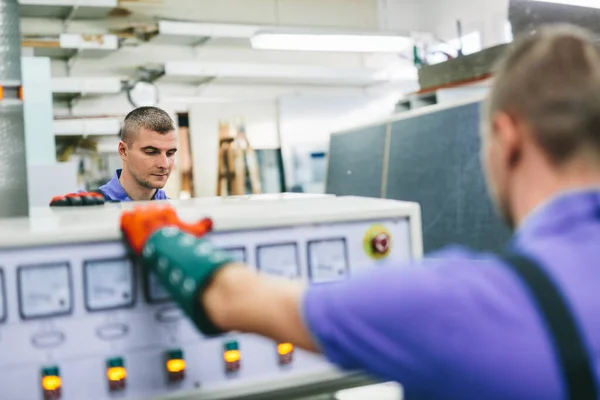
[147,272,170,303]
[85,258,134,311]
[257,243,299,279]
[222,247,246,264]
[19,263,72,319]
[308,239,348,283]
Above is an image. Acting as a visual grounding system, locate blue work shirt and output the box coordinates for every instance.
[303,189,600,399]
[97,169,168,202]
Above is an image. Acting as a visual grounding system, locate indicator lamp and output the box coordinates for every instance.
[223,340,241,373]
[41,366,61,400]
[106,357,127,391]
[165,349,186,383]
[277,342,294,365]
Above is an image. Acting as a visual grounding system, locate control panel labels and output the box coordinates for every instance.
[154,306,184,323]
[31,331,65,349]
[18,263,73,320]
[96,323,129,341]
[0,268,5,323]
[307,239,349,284]
[84,258,135,312]
[256,243,300,279]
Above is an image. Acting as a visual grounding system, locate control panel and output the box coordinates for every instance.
[0,196,421,400]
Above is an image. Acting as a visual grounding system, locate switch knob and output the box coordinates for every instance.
[363,225,392,260]
[371,232,390,254]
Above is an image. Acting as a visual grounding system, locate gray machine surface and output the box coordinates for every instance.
[326,97,511,254]
[325,124,387,198]
[0,194,421,400]
[386,101,511,253]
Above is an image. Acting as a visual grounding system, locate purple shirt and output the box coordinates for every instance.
[98,169,168,202]
[303,189,600,399]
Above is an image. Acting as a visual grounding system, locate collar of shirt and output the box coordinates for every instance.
[513,186,600,245]
[98,169,168,202]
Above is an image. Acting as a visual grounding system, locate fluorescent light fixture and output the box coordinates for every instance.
[251,32,412,53]
[531,0,600,9]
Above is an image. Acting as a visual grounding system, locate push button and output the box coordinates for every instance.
[277,342,294,366]
[165,349,186,383]
[41,366,61,400]
[106,357,126,391]
[363,225,392,260]
[223,340,241,373]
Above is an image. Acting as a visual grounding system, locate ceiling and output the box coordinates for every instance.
[17,0,512,110]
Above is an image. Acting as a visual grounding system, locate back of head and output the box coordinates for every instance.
[121,106,175,144]
[487,24,600,165]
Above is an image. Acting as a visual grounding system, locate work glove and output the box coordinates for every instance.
[50,191,105,206]
[120,204,235,336]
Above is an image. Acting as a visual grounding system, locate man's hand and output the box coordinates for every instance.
[119,204,318,352]
[120,204,213,254]
[119,204,234,336]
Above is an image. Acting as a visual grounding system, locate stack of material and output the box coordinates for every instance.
[216,120,262,196]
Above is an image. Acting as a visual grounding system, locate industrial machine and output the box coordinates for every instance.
[0,194,422,400]
[326,95,511,254]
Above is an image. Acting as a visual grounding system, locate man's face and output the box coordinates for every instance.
[120,127,177,190]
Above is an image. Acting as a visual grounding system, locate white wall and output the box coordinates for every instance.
[380,0,509,47]
[22,57,56,166]
[279,92,401,189]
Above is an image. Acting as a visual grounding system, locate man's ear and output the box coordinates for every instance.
[492,111,523,169]
[118,140,127,160]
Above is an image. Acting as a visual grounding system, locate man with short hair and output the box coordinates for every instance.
[100,106,177,201]
[50,106,177,205]
[121,25,600,399]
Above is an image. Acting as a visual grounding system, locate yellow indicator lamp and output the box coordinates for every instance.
[277,342,294,355]
[224,349,241,363]
[166,359,186,373]
[106,357,127,392]
[42,375,62,391]
[165,349,186,382]
[107,366,127,382]
[41,365,62,400]
[224,340,241,373]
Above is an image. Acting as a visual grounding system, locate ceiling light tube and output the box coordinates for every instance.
[530,0,600,9]
[251,32,412,53]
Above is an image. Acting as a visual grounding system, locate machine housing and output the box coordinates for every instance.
[0,194,422,400]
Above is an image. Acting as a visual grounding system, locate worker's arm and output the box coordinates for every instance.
[203,264,318,352]
[201,249,562,399]
[120,205,561,398]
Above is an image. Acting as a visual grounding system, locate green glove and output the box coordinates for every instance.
[141,227,235,335]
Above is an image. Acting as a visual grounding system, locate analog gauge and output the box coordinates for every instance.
[84,258,135,311]
[146,272,170,303]
[222,247,246,264]
[308,239,349,284]
[256,243,299,279]
[18,263,72,319]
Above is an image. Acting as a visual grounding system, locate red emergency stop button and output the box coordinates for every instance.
[371,232,390,254]
[363,225,392,259]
